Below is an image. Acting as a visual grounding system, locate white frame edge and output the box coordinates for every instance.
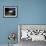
[18,25,20,43]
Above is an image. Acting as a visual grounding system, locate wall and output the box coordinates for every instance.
[0,0,18,44]
[0,0,46,45]
[18,0,46,24]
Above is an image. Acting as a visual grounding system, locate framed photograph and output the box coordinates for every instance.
[3,6,17,18]
[18,24,46,42]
